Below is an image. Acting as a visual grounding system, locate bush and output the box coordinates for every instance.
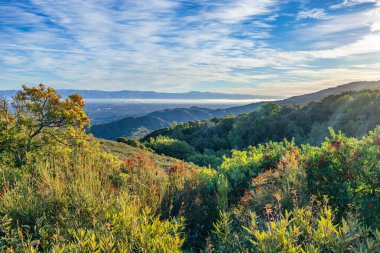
[145,136,196,160]
[116,137,146,149]
[209,200,380,252]
[218,140,298,202]
[306,128,380,225]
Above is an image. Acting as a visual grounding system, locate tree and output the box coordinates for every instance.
[0,84,89,166]
[145,136,195,160]
[259,103,280,116]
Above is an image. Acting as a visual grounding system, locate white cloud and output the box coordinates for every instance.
[330,0,379,9]
[298,10,377,37]
[297,8,328,20]
[202,0,278,23]
[0,0,379,95]
[291,5,380,52]
[220,67,380,97]
[0,0,282,91]
[306,34,380,58]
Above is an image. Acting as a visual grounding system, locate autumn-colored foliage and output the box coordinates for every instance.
[0,84,89,166]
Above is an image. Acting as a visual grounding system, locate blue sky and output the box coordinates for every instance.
[0,0,380,96]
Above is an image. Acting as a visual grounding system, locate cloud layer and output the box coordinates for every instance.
[0,0,380,96]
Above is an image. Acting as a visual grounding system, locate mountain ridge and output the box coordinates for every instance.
[0,89,279,100]
[90,81,380,140]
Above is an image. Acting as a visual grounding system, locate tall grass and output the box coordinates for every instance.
[0,142,184,252]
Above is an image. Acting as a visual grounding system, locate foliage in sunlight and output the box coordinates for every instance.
[0,84,89,166]
[1,85,380,252]
[144,90,380,168]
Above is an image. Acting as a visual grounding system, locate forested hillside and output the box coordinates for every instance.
[144,90,380,167]
[90,107,217,139]
[1,85,380,252]
[91,80,380,140]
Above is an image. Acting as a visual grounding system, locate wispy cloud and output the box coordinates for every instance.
[201,0,278,23]
[0,0,379,95]
[330,0,379,9]
[297,8,328,20]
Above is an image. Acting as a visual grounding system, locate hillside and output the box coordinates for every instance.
[90,80,380,140]
[98,138,199,171]
[278,80,380,105]
[4,122,380,252]
[1,84,380,252]
[90,107,218,139]
[143,90,380,167]
[90,115,172,139]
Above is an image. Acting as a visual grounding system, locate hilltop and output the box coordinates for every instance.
[90,80,380,140]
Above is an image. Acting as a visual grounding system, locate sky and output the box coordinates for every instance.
[0,0,380,96]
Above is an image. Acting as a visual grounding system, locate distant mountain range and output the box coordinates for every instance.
[90,81,380,140]
[278,81,380,105]
[0,89,278,100]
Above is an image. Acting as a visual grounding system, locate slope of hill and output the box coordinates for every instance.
[98,138,199,171]
[90,106,227,140]
[90,115,172,140]
[89,105,266,140]
[90,81,380,140]
[2,84,380,252]
[278,80,380,105]
[143,89,380,167]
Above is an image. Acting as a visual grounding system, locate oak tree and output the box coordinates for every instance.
[0,84,89,166]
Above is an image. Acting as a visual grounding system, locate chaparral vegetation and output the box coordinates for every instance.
[1,85,379,252]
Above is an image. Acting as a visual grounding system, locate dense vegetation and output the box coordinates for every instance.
[144,90,380,167]
[1,85,380,252]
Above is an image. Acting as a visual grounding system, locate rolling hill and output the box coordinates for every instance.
[90,107,217,139]
[278,80,380,105]
[98,138,199,171]
[90,81,380,140]
[143,89,380,168]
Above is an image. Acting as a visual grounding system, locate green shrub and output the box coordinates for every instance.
[218,140,298,202]
[209,201,380,252]
[116,137,146,149]
[306,127,380,225]
[145,136,196,160]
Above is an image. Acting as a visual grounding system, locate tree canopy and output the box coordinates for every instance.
[0,84,89,166]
